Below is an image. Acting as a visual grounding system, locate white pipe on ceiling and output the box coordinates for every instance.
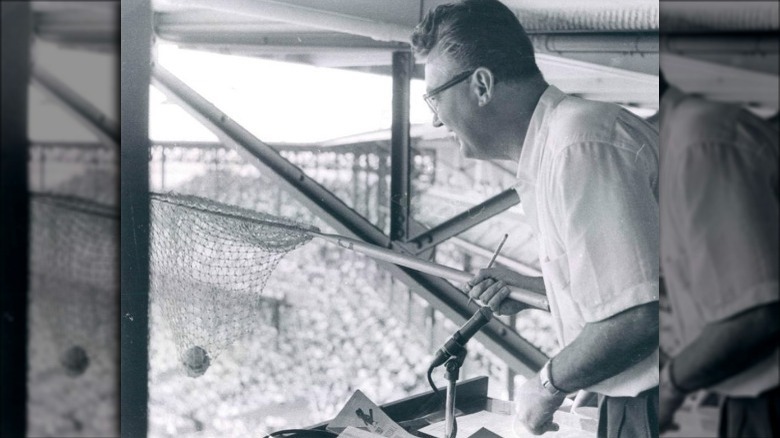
[514,7,658,32]
[164,0,413,43]
[660,2,779,33]
[423,0,658,31]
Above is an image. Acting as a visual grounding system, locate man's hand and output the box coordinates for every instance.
[463,267,544,315]
[512,373,567,435]
[659,361,687,433]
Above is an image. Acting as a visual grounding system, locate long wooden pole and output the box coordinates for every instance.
[315,233,549,311]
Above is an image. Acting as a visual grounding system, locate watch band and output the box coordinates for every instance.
[539,360,563,397]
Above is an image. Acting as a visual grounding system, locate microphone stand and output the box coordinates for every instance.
[444,343,468,438]
[437,234,508,438]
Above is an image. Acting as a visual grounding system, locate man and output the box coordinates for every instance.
[411,1,660,436]
[658,72,779,437]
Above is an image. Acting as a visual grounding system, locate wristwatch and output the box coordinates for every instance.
[539,360,563,397]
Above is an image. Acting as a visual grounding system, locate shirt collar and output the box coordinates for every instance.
[515,85,566,186]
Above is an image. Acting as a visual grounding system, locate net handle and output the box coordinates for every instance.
[313,232,549,311]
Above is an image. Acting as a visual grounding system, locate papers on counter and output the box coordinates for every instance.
[327,390,415,438]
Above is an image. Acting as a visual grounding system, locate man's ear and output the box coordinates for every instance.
[472,67,495,107]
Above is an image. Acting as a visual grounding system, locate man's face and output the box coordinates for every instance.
[424,53,486,159]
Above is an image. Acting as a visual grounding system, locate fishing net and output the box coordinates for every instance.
[27,162,119,436]
[29,193,119,377]
[149,192,314,377]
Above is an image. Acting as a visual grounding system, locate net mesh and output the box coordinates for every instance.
[29,194,119,376]
[149,192,313,377]
[27,161,119,437]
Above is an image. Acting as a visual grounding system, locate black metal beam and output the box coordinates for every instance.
[1,4,31,436]
[409,189,521,254]
[31,65,120,149]
[120,0,152,436]
[151,66,548,376]
[390,51,412,242]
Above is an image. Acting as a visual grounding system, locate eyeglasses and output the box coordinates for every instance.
[423,70,475,114]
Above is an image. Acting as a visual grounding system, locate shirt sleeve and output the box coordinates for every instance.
[672,142,779,323]
[550,141,660,323]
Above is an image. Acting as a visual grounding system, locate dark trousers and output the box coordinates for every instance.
[719,386,780,438]
[597,386,659,438]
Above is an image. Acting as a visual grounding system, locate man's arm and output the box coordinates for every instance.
[671,301,780,392]
[660,301,779,432]
[549,301,659,392]
[512,300,658,435]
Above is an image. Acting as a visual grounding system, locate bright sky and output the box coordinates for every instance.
[150,43,431,143]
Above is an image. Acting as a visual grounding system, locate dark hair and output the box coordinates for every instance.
[411,0,540,83]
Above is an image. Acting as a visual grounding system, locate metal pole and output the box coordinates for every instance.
[352,152,360,213]
[315,233,548,310]
[162,0,412,43]
[121,0,152,435]
[409,189,521,253]
[1,4,31,435]
[30,65,120,149]
[160,145,166,190]
[444,349,467,438]
[377,151,388,232]
[445,377,457,438]
[390,51,412,242]
[508,314,518,401]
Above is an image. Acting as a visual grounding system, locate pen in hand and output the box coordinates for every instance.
[468,233,508,307]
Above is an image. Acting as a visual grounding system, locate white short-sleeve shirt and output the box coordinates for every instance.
[513,85,660,397]
[660,87,779,397]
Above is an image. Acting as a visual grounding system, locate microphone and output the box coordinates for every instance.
[430,306,493,368]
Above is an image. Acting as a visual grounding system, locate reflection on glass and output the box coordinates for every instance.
[25,4,119,435]
[659,2,779,436]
